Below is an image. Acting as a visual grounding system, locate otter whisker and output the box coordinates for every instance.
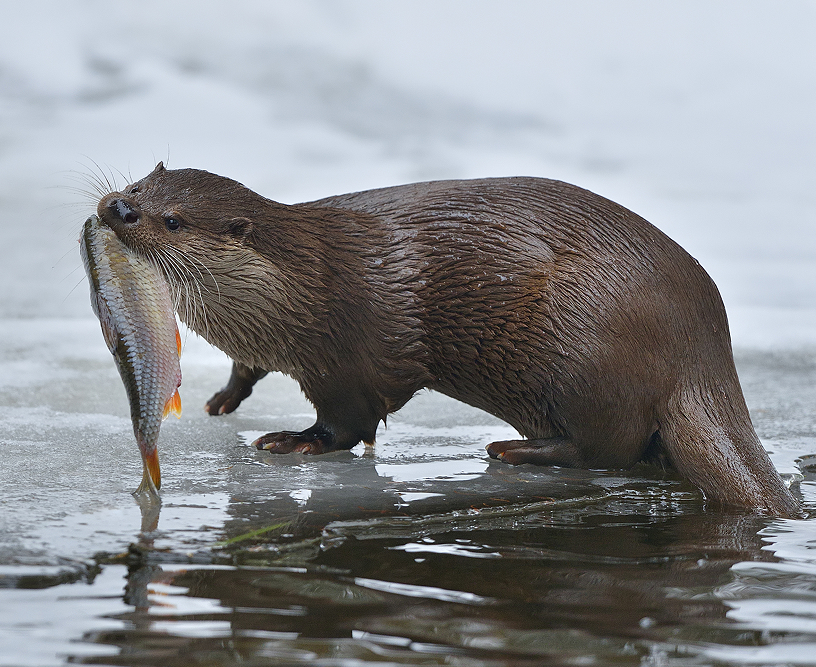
[64,272,88,301]
[61,184,106,203]
[150,249,198,335]
[104,166,121,193]
[163,244,221,303]
[82,159,113,195]
[56,170,112,219]
[47,200,97,215]
[81,157,121,197]
[152,245,212,341]
[149,248,188,310]
[112,165,130,189]
[161,247,220,341]
[162,244,205,285]
[55,243,86,270]
[147,250,178,298]
[70,167,108,198]
[66,168,110,193]
[191,279,211,340]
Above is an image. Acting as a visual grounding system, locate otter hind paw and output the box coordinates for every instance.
[486,438,585,467]
[486,439,540,465]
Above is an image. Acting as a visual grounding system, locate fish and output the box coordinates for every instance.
[80,214,182,497]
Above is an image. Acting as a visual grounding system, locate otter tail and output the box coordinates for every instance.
[658,384,800,518]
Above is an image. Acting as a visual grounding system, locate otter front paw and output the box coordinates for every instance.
[253,431,331,455]
[205,363,267,416]
[205,385,252,415]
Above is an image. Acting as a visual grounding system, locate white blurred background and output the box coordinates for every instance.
[0,0,814,347]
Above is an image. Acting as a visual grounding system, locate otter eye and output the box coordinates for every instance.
[128,185,140,195]
[165,217,181,232]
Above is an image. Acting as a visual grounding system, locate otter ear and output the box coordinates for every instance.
[151,161,166,175]
[227,217,253,239]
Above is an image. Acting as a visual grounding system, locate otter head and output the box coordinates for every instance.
[96,162,287,369]
[97,162,258,254]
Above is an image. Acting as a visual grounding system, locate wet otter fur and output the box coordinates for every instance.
[97,162,800,517]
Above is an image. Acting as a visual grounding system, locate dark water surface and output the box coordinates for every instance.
[5,486,816,666]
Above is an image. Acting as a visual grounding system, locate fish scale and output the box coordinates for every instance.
[80,214,182,497]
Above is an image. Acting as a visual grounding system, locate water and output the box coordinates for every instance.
[4,492,816,665]
[1,328,815,666]
[1,2,816,665]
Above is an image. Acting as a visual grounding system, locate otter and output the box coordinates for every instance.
[96,163,800,517]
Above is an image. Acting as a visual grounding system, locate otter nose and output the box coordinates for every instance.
[108,198,140,225]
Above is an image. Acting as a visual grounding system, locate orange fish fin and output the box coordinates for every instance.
[175,327,182,357]
[162,389,182,420]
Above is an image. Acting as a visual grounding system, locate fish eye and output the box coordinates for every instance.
[165,217,181,232]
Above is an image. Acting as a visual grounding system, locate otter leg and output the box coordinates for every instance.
[205,362,268,415]
[254,381,382,455]
[486,438,587,467]
[659,390,801,517]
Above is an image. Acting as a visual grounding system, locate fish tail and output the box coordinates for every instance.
[136,457,160,496]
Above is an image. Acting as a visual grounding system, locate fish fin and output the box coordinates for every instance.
[162,388,182,420]
[94,296,119,355]
[175,326,182,357]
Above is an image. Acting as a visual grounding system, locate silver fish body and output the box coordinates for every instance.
[80,214,182,496]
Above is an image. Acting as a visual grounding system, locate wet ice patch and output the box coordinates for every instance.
[21,492,232,562]
[391,540,501,559]
[375,422,519,452]
[376,459,488,483]
[395,492,444,503]
[288,489,312,506]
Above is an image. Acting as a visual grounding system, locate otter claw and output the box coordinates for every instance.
[253,432,329,455]
[486,440,518,460]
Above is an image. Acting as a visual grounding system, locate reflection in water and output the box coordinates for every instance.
[124,495,163,613]
[66,491,816,666]
[135,493,161,535]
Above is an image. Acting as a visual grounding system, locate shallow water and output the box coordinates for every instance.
[4,486,816,666]
[1,2,816,666]
[1,322,816,666]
